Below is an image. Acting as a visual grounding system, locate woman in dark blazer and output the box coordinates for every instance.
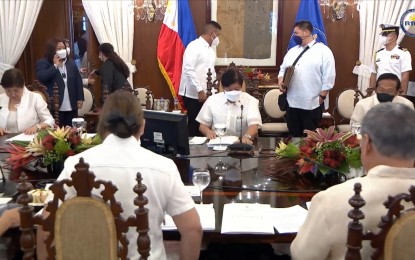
[91,43,130,94]
[36,38,84,127]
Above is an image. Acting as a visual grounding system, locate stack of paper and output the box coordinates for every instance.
[189,136,207,145]
[266,205,308,234]
[0,198,12,204]
[221,203,274,234]
[207,136,239,148]
[5,133,35,143]
[162,203,215,230]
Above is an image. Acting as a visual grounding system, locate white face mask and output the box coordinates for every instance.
[224,90,241,102]
[56,49,67,59]
[211,36,220,46]
[379,35,390,46]
[66,47,71,56]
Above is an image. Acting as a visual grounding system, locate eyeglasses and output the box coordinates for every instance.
[61,73,66,79]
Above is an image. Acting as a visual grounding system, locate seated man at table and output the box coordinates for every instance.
[350,73,414,125]
[290,102,415,260]
[38,91,202,260]
[196,68,262,144]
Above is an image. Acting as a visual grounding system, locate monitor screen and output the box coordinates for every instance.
[141,110,190,156]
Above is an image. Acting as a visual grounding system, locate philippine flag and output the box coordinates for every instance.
[157,0,197,104]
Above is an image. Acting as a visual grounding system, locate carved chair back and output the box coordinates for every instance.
[134,86,154,110]
[17,158,150,260]
[27,80,60,125]
[346,182,415,260]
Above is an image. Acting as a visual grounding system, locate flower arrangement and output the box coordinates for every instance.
[5,127,101,170]
[275,126,361,175]
[240,67,270,81]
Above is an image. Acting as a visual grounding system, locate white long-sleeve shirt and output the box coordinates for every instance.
[278,40,336,110]
[178,36,216,99]
[0,87,55,132]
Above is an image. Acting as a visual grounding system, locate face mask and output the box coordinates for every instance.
[224,90,242,102]
[56,49,67,59]
[376,92,395,103]
[211,36,220,46]
[379,35,391,46]
[293,35,303,45]
[66,47,71,56]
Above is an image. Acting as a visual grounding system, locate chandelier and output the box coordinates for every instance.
[130,0,167,22]
[319,0,361,21]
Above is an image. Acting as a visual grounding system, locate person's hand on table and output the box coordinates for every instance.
[207,130,216,140]
[0,128,5,136]
[24,126,38,135]
[77,101,84,109]
[241,136,253,145]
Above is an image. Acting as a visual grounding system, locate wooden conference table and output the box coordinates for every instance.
[0,135,350,245]
[164,137,350,243]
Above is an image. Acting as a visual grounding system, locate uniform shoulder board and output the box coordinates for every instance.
[376,48,385,53]
[398,46,408,51]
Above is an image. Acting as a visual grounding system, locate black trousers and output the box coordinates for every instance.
[182,96,204,137]
[286,104,323,137]
[59,110,78,127]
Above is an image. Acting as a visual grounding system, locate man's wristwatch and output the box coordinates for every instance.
[36,124,42,131]
[319,94,327,100]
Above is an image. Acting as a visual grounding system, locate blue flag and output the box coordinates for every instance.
[288,0,328,50]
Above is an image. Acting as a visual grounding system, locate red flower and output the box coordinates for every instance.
[345,135,359,148]
[42,134,55,151]
[69,135,81,146]
[66,150,75,156]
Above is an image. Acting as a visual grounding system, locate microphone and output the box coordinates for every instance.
[239,105,244,141]
[227,104,254,156]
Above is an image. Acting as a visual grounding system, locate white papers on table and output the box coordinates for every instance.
[5,133,35,143]
[5,133,96,144]
[221,203,274,234]
[207,136,239,148]
[266,205,308,234]
[184,185,200,197]
[0,197,12,204]
[162,204,215,230]
[189,136,207,145]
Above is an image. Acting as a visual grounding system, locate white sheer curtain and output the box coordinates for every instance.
[0,0,43,79]
[82,0,135,86]
[355,0,415,93]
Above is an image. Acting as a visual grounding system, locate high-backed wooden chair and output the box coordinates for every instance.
[78,87,94,117]
[27,80,50,104]
[259,88,289,137]
[346,182,415,260]
[333,88,362,132]
[17,158,150,260]
[27,81,60,125]
[134,86,154,110]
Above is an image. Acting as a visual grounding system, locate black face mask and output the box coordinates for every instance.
[376,93,395,103]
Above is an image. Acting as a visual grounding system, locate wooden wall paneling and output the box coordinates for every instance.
[15,0,73,84]
[132,0,206,105]
[400,36,415,82]
[280,0,360,115]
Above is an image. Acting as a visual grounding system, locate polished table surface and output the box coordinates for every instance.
[164,137,356,243]
[0,134,357,244]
